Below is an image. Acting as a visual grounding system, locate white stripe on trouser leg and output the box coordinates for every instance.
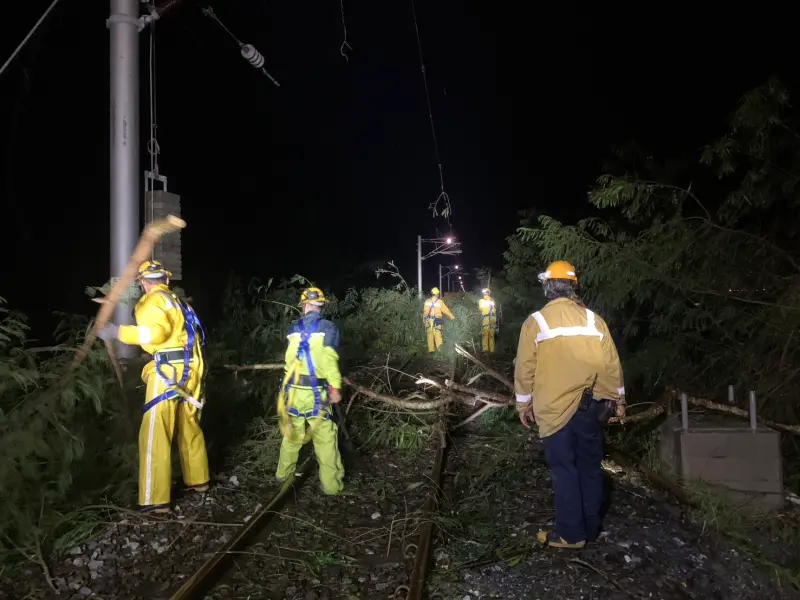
[144,375,162,506]
[144,402,156,505]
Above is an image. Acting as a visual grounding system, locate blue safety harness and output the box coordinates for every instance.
[142,291,206,413]
[425,298,443,349]
[284,318,331,421]
[482,299,498,331]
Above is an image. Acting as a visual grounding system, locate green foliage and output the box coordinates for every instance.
[509,78,800,422]
[0,300,139,566]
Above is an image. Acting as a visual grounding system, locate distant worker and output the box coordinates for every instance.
[423,287,455,352]
[275,287,344,495]
[514,260,626,549]
[98,260,209,514]
[478,288,498,353]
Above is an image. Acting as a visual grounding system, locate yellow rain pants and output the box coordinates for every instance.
[138,360,209,510]
[481,325,496,353]
[275,387,344,495]
[423,296,455,353]
[479,296,497,353]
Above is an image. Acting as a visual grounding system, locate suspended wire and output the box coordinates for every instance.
[339,0,353,61]
[145,8,162,236]
[410,0,451,223]
[202,6,242,45]
[0,0,65,80]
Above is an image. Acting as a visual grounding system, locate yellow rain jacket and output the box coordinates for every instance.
[276,311,344,495]
[423,295,455,352]
[478,294,498,352]
[118,284,209,509]
[513,298,624,438]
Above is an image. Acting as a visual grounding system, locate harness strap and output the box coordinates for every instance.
[283,318,327,419]
[146,290,207,413]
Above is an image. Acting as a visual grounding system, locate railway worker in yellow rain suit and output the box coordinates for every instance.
[423,287,456,352]
[514,260,626,549]
[97,260,209,514]
[275,287,344,495]
[478,288,498,353]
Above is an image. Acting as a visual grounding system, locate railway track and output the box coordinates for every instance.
[166,363,458,600]
[162,429,449,600]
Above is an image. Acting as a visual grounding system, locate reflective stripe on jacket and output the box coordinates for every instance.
[513,297,624,437]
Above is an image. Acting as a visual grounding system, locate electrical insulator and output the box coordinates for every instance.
[240,43,280,87]
[240,44,265,70]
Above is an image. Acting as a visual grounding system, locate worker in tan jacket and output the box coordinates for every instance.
[514,260,626,549]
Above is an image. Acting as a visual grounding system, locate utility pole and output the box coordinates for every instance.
[416,235,462,299]
[417,235,423,299]
[438,264,442,294]
[108,0,141,359]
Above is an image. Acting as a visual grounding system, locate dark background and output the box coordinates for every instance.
[0,1,796,339]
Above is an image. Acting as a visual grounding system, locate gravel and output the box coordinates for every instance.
[3,422,799,600]
[427,426,800,600]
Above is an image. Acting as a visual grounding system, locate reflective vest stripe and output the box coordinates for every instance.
[531,308,604,345]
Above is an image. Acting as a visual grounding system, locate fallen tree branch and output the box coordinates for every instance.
[453,404,494,429]
[444,379,513,406]
[454,344,514,390]
[609,395,668,426]
[223,363,283,372]
[343,378,448,410]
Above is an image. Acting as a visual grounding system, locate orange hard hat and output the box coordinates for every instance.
[538,261,577,283]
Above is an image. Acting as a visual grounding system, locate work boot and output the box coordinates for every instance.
[140,504,171,516]
[536,530,586,549]
[185,483,210,493]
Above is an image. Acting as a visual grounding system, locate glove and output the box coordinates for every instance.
[97,323,119,342]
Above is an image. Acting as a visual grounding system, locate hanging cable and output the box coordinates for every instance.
[0,0,65,80]
[410,0,451,223]
[148,16,160,179]
[339,0,353,61]
[201,6,280,87]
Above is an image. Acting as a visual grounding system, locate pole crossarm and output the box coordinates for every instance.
[421,239,462,261]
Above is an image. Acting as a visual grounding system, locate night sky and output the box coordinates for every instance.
[0,2,797,339]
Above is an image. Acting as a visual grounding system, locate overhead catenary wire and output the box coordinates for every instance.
[0,0,66,80]
[410,0,452,223]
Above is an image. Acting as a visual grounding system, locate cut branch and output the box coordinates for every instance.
[344,378,448,411]
[223,363,283,372]
[609,395,668,426]
[444,379,512,406]
[454,344,514,390]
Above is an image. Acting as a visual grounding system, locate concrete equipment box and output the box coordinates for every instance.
[659,412,783,511]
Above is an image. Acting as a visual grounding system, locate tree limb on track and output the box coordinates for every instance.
[344,378,448,410]
[64,216,186,389]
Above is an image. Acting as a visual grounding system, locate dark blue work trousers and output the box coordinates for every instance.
[542,400,605,543]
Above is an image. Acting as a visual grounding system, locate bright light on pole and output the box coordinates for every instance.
[417,235,462,298]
